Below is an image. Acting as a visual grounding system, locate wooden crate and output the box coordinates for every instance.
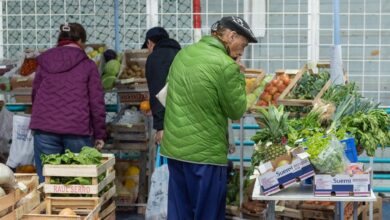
[118,91,149,105]
[15,174,39,201]
[278,65,331,107]
[0,188,16,220]
[245,69,265,94]
[362,197,382,220]
[43,155,115,196]
[118,49,149,80]
[22,197,100,220]
[299,201,367,220]
[111,123,147,141]
[253,69,297,108]
[15,190,41,220]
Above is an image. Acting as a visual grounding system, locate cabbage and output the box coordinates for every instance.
[102,75,116,90]
[103,60,121,77]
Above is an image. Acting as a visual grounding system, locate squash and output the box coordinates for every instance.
[59,208,77,216]
[0,186,5,197]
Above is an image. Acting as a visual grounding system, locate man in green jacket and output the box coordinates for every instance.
[161,16,257,219]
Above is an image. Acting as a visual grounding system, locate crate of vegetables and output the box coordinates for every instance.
[42,147,115,197]
[278,64,331,107]
[22,197,100,220]
[255,147,315,196]
[255,69,294,107]
[118,49,149,80]
[314,164,371,197]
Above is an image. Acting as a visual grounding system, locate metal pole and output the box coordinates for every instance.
[114,0,120,52]
[193,0,202,42]
[369,156,374,220]
[239,117,245,219]
[353,202,358,220]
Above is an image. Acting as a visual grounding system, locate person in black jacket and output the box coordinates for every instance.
[142,27,181,144]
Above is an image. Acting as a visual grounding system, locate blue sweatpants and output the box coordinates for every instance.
[167,158,227,220]
[33,130,93,183]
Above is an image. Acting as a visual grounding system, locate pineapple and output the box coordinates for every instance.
[253,105,289,161]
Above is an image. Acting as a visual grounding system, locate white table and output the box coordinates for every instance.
[252,178,377,220]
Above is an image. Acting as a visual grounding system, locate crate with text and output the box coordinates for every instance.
[314,168,371,197]
[256,147,315,196]
[43,154,115,197]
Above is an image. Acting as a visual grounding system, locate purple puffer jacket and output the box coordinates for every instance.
[30,45,106,140]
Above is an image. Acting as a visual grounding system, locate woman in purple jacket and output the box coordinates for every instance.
[30,23,106,182]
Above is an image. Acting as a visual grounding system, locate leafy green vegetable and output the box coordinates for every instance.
[322,82,359,106]
[340,109,390,156]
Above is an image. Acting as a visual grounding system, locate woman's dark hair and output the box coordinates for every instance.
[58,22,87,43]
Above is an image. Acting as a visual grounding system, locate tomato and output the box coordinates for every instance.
[263,94,272,102]
[271,79,278,86]
[277,84,286,93]
[268,86,278,95]
[280,74,291,85]
[273,92,281,101]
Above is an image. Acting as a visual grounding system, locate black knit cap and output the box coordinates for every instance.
[211,16,257,43]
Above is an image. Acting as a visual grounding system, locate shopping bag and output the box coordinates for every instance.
[145,145,169,220]
[156,84,168,107]
[6,114,34,168]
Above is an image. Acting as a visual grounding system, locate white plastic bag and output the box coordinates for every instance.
[156,84,168,107]
[6,115,34,168]
[145,164,169,220]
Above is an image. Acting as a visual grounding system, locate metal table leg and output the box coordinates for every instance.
[266,201,275,220]
[353,202,358,220]
[337,202,344,220]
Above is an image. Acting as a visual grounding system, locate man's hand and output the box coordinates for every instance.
[235,56,246,72]
[95,139,105,150]
[155,130,164,145]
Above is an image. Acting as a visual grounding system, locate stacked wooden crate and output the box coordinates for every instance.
[34,154,116,220]
[0,174,40,220]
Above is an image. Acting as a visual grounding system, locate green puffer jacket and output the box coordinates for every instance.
[160,35,247,165]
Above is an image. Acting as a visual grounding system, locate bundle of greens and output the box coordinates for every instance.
[340,109,390,156]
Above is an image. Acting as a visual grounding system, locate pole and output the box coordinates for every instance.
[193,0,202,42]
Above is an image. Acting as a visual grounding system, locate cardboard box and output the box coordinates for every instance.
[314,172,371,197]
[257,148,315,196]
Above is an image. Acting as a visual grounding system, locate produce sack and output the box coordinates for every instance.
[6,114,34,168]
[309,136,348,174]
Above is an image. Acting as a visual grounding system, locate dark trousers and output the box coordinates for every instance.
[33,130,92,183]
[167,158,227,220]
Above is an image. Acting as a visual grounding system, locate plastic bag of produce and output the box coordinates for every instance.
[145,146,169,220]
[6,114,34,168]
[310,136,348,174]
